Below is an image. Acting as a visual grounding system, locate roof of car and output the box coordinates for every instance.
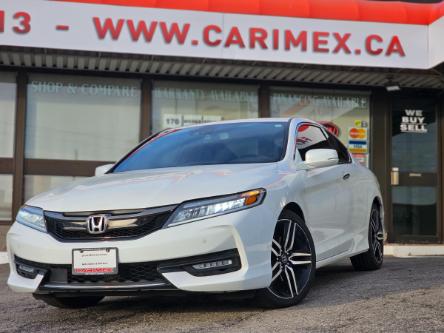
[175,117,312,130]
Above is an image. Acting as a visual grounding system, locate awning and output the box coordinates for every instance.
[1,46,442,89]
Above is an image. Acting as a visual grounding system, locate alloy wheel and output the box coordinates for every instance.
[268,219,313,299]
[370,207,384,264]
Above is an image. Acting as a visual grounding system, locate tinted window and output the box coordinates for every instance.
[113,122,288,172]
[296,124,330,161]
[327,133,351,164]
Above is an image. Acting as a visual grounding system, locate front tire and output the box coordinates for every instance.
[34,294,104,308]
[255,210,316,308]
[350,203,384,271]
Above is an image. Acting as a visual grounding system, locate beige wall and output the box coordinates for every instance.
[0,225,10,251]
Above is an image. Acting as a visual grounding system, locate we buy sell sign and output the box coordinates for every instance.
[0,0,440,69]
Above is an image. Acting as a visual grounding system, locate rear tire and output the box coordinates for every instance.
[350,203,384,271]
[255,210,316,308]
[34,294,104,309]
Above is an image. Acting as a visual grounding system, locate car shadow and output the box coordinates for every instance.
[303,256,444,308]
[91,256,444,312]
[2,256,444,333]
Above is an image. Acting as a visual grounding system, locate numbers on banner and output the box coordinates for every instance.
[0,10,31,34]
[13,12,31,34]
[0,11,4,33]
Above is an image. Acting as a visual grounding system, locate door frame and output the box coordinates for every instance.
[381,91,443,244]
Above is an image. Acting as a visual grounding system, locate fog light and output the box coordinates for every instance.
[192,259,233,270]
[16,263,38,279]
[157,249,242,277]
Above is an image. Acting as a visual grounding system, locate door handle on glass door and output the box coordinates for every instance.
[391,167,399,186]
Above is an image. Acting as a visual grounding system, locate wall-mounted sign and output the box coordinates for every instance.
[400,109,428,133]
[354,120,368,128]
[348,127,368,154]
[352,153,367,166]
[0,0,437,69]
[153,88,256,103]
[29,80,139,98]
[348,127,367,140]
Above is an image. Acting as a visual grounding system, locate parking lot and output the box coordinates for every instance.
[1,256,443,333]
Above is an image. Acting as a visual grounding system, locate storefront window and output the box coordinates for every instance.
[0,175,13,220]
[24,175,85,202]
[152,81,259,133]
[25,75,141,162]
[271,88,370,167]
[0,72,16,158]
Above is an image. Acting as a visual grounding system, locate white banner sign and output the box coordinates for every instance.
[0,0,438,69]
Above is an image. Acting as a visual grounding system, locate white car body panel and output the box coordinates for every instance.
[7,118,383,294]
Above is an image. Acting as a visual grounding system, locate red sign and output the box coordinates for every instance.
[349,128,367,139]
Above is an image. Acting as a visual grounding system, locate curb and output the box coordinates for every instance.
[385,244,444,257]
[0,252,8,265]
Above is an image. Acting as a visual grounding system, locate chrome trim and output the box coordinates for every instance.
[59,218,138,231]
[46,205,177,221]
[44,205,177,234]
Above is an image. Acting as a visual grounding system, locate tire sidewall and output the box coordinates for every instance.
[256,210,316,308]
[368,204,384,266]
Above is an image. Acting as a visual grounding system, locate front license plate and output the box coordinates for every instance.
[72,248,118,275]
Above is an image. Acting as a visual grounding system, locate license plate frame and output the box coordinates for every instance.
[72,248,118,276]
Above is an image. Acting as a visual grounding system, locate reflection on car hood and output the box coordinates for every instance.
[26,164,281,212]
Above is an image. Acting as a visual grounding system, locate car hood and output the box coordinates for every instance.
[26,164,281,212]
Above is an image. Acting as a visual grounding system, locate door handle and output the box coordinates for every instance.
[343,173,350,180]
[391,167,399,186]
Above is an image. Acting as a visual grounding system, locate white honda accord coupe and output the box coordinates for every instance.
[7,118,384,308]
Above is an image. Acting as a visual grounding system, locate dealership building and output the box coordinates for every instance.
[1,0,444,245]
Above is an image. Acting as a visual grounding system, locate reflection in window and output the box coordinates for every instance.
[25,75,141,162]
[0,72,16,158]
[0,175,13,220]
[24,175,85,202]
[152,81,259,133]
[271,88,370,167]
[296,125,329,161]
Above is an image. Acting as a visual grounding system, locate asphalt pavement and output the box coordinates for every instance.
[1,256,443,333]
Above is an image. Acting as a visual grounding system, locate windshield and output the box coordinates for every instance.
[112,122,288,173]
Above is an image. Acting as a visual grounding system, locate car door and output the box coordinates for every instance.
[295,124,351,261]
[325,132,357,252]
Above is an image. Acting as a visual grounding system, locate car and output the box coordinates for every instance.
[7,118,384,308]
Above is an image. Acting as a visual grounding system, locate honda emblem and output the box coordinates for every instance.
[86,215,108,234]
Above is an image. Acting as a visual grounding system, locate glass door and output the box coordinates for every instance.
[391,97,439,243]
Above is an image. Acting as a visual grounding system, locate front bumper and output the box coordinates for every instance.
[7,204,277,294]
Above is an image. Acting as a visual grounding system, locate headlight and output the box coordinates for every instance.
[16,206,47,233]
[166,189,266,227]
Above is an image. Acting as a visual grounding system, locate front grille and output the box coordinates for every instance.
[45,205,176,241]
[68,262,161,284]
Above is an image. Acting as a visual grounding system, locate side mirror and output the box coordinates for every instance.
[301,149,339,169]
[95,164,114,177]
